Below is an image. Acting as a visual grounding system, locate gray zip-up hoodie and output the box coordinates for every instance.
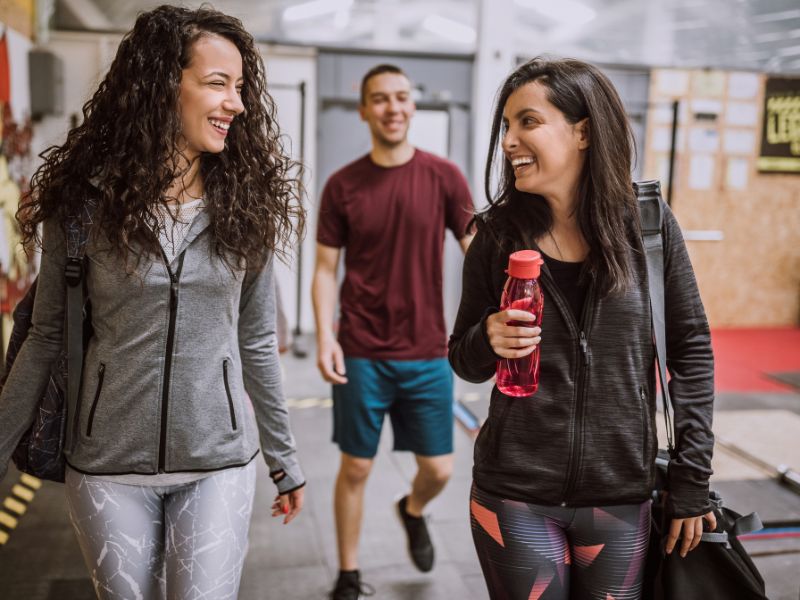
[0,213,304,493]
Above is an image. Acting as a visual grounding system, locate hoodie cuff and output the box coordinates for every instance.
[665,474,712,518]
[269,459,306,495]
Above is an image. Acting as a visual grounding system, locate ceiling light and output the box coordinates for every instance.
[283,0,354,23]
[422,15,476,45]
[777,44,800,57]
[755,29,800,43]
[752,9,800,24]
[515,0,596,26]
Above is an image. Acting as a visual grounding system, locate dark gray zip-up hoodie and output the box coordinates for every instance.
[448,200,714,518]
[0,213,304,493]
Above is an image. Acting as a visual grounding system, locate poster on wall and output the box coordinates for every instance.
[758,77,800,173]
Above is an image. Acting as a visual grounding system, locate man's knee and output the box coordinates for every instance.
[338,454,374,487]
[418,455,453,486]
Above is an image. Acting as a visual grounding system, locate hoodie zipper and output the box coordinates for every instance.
[640,386,649,469]
[560,328,592,503]
[85,363,106,437]
[223,359,238,430]
[158,250,186,472]
[540,264,595,506]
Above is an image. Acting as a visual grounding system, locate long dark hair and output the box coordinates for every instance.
[21,5,304,269]
[480,57,638,297]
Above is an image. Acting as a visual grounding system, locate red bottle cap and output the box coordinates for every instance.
[507,250,544,279]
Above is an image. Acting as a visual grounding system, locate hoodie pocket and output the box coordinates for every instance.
[86,363,106,437]
[490,397,514,461]
[639,385,648,469]
[223,360,238,431]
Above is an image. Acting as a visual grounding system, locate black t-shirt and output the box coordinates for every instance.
[542,253,588,322]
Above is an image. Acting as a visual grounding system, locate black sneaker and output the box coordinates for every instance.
[396,495,434,572]
[329,570,375,600]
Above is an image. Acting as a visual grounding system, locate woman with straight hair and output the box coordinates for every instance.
[0,5,305,598]
[449,57,715,599]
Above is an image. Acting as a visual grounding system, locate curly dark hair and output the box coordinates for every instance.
[480,57,639,297]
[21,4,304,269]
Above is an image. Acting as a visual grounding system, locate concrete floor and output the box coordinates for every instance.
[1,338,799,599]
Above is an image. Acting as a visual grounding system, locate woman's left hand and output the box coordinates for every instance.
[665,510,717,557]
[271,486,305,525]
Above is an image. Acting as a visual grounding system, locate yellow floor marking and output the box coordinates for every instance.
[293,398,321,409]
[0,511,18,529]
[286,397,333,409]
[0,530,8,545]
[12,485,35,502]
[3,497,26,516]
[19,474,42,490]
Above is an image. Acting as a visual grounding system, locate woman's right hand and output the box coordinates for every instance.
[486,310,541,359]
[271,486,305,525]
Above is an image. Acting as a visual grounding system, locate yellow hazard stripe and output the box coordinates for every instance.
[0,511,18,529]
[12,484,35,502]
[19,474,42,490]
[3,497,26,516]
[0,474,42,545]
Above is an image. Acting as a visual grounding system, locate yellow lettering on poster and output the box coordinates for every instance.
[765,95,800,155]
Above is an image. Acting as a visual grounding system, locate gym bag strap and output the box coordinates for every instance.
[636,180,674,454]
[65,201,94,444]
[7,199,95,482]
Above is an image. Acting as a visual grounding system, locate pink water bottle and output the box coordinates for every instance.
[496,250,544,397]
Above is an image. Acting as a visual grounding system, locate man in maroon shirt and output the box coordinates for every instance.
[313,64,474,599]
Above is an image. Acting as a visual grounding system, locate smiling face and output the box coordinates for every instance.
[177,34,245,162]
[359,72,416,149]
[502,81,589,202]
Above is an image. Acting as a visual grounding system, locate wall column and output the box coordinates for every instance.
[471,0,516,208]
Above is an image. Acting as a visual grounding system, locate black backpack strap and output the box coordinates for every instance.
[65,200,96,431]
[634,180,674,453]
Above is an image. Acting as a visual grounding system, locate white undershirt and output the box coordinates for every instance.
[155,197,204,263]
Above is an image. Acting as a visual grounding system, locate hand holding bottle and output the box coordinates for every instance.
[486,310,541,359]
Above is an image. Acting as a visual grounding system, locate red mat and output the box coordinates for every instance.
[711,328,800,393]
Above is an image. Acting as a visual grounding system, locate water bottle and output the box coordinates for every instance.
[496,250,544,397]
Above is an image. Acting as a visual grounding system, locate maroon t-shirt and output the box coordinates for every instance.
[317,149,474,360]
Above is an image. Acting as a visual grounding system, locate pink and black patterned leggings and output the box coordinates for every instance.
[470,484,650,600]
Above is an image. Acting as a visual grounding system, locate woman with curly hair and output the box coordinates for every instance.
[0,5,305,598]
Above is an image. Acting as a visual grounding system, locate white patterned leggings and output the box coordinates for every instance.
[64,462,256,600]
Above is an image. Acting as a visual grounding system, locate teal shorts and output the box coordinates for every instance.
[332,357,454,459]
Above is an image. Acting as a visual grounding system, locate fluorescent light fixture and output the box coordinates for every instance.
[422,14,476,44]
[515,0,596,27]
[752,9,800,23]
[778,44,800,57]
[283,0,354,23]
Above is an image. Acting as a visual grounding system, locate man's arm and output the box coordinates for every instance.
[459,233,475,254]
[311,242,348,384]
